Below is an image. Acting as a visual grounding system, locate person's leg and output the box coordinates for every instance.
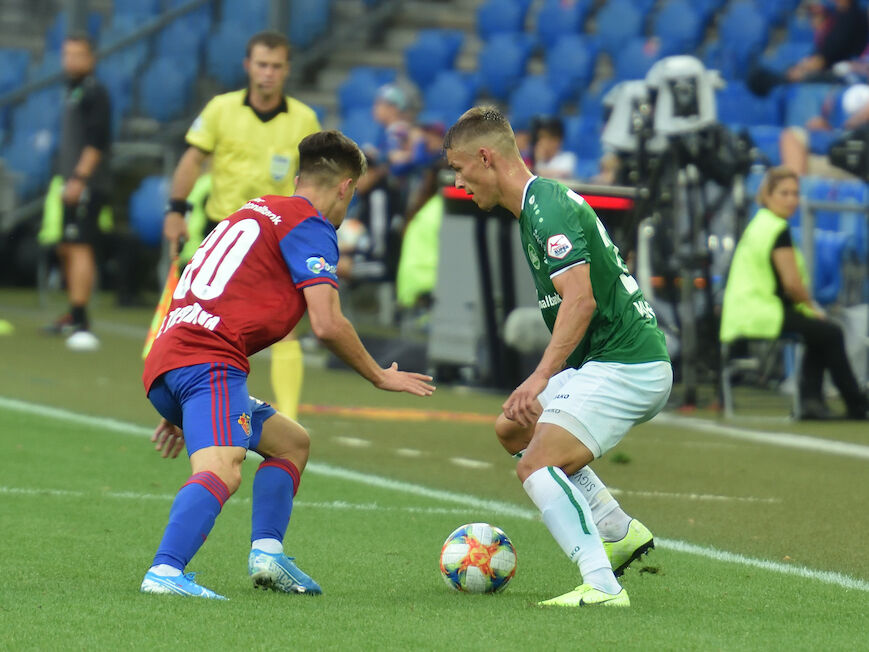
[65,243,96,324]
[246,402,321,594]
[495,370,653,575]
[780,127,809,176]
[783,310,867,418]
[517,425,628,606]
[270,331,303,421]
[141,363,253,599]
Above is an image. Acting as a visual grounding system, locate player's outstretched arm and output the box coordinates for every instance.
[151,418,185,459]
[304,284,435,396]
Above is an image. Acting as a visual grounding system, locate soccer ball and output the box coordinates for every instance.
[439,522,517,594]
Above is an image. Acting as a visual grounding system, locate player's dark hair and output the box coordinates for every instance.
[298,130,367,184]
[64,30,95,52]
[246,30,291,59]
[443,106,517,154]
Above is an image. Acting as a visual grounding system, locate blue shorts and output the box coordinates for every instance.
[148,362,277,456]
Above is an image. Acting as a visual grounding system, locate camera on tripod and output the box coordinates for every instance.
[601,56,753,186]
[829,125,869,182]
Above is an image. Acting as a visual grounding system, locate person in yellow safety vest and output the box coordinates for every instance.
[161,31,321,422]
[720,166,867,420]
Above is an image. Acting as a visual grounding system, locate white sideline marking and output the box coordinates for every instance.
[653,412,869,460]
[395,448,424,458]
[449,457,493,470]
[1,395,867,593]
[333,436,372,448]
[610,488,781,504]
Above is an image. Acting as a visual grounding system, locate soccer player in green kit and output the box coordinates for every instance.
[444,108,672,607]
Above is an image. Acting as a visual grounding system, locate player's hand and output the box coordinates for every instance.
[151,418,185,459]
[374,362,435,396]
[502,371,547,427]
[62,177,85,205]
[164,212,189,258]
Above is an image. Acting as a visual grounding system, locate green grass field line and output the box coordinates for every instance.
[3,394,868,596]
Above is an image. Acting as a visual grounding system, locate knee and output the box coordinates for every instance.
[515,455,539,484]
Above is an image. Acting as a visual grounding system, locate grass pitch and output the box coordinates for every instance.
[1,290,868,649]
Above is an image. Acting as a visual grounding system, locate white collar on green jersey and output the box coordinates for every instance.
[521,175,538,211]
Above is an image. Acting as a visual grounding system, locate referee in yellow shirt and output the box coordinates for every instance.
[163,30,321,421]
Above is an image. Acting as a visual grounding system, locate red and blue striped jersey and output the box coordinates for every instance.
[143,194,339,391]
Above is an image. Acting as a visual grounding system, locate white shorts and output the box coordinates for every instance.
[536,360,672,459]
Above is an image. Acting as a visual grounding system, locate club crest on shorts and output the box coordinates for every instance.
[237,413,251,436]
[547,234,573,259]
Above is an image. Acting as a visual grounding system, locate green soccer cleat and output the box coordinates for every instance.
[603,518,654,576]
[538,583,630,607]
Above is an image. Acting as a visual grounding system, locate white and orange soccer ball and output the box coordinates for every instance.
[439,522,517,594]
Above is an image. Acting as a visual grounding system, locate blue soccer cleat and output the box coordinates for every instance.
[140,570,228,600]
[248,549,322,595]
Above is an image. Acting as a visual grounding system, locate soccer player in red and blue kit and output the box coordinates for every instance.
[140,131,435,600]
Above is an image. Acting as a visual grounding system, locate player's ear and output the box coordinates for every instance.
[479,147,491,168]
[338,177,353,199]
[243,57,250,75]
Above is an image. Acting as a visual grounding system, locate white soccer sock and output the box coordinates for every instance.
[523,466,621,594]
[568,466,632,541]
[251,538,283,554]
[148,564,182,577]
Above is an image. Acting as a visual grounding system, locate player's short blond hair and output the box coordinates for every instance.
[443,106,519,156]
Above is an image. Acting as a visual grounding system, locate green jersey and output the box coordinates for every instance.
[518,177,669,368]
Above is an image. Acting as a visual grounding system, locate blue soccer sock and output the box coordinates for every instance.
[251,457,300,547]
[152,471,230,572]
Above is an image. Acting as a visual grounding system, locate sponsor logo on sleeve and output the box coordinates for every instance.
[190,114,204,132]
[547,234,573,260]
[237,413,251,436]
[306,256,337,275]
[527,244,541,270]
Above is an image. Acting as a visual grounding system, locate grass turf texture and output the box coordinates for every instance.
[1,289,868,648]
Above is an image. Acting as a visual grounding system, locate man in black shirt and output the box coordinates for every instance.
[51,32,111,350]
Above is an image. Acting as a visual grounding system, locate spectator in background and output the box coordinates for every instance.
[530,116,577,181]
[161,30,320,422]
[786,0,868,82]
[780,83,869,177]
[720,166,868,420]
[46,32,111,351]
[372,83,413,179]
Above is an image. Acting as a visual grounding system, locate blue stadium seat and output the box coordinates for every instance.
[653,0,703,55]
[613,38,663,82]
[100,15,149,73]
[534,0,589,49]
[223,0,269,33]
[716,81,782,127]
[783,84,839,127]
[476,0,527,40]
[508,75,560,131]
[580,79,618,122]
[574,157,601,181]
[717,1,769,71]
[12,86,64,133]
[692,0,724,25]
[477,34,534,100]
[755,0,800,27]
[745,125,782,166]
[129,175,170,247]
[44,10,102,53]
[114,0,162,20]
[1,127,58,198]
[97,60,134,134]
[206,23,248,88]
[156,17,209,59]
[563,114,603,160]
[405,30,464,90]
[290,0,332,48]
[139,57,196,122]
[423,71,476,126]
[339,108,384,151]
[812,230,848,305]
[338,68,395,117]
[29,52,61,83]
[759,41,815,75]
[595,0,643,56]
[0,49,31,96]
[166,0,214,26]
[787,14,815,44]
[544,35,597,102]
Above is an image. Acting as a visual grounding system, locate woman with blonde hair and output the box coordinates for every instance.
[720,166,867,419]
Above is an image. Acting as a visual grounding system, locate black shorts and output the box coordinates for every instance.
[61,188,106,244]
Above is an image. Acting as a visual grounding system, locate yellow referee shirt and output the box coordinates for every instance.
[185,89,321,222]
